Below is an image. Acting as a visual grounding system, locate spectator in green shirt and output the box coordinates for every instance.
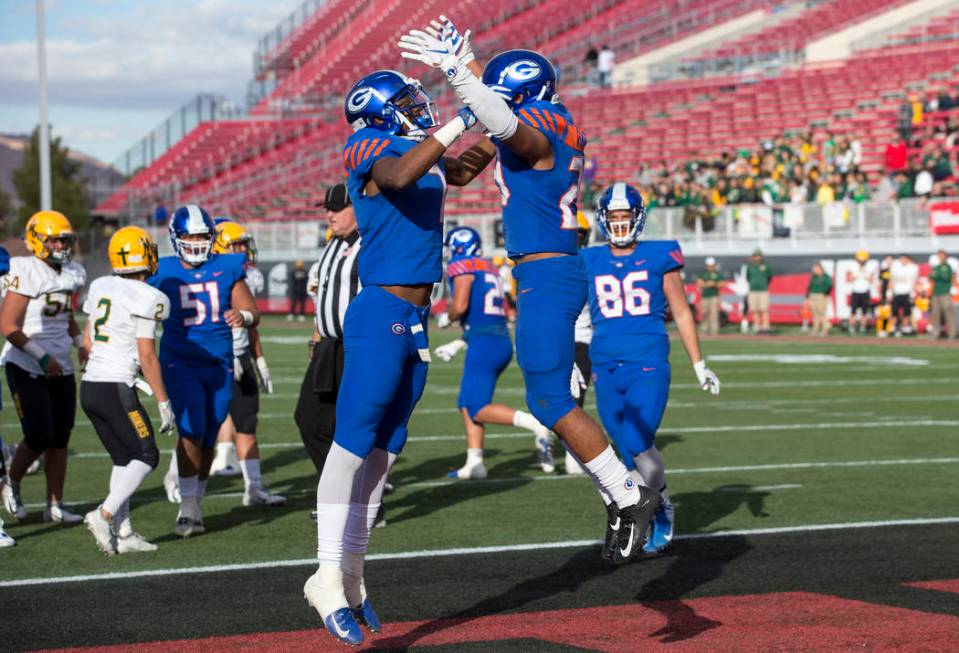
[928,250,956,339]
[746,249,773,333]
[805,262,833,336]
[698,257,723,334]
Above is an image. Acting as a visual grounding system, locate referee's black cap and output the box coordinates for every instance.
[317,183,351,211]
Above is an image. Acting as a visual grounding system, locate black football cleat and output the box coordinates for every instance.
[611,486,660,565]
[602,500,619,563]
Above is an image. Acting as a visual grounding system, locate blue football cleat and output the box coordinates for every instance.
[353,597,382,633]
[323,607,364,646]
[643,497,675,554]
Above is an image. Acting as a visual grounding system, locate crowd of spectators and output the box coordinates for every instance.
[881,92,959,200]
[580,131,869,225]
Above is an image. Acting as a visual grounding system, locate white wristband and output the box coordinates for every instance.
[449,71,519,140]
[23,339,48,362]
[239,310,254,327]
[432,115,468,149]
[73,334,83,349]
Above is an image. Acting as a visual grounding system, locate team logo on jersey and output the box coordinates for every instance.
[347,87,375,113]
[624,477,635,491]
[391,323,406,335]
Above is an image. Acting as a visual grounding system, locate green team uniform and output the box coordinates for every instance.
[931,263,954,296]
[807,273,833,295]
[700,270,722,297]
[747,262,772,291]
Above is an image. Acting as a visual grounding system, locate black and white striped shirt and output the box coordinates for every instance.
[314,232,361,339]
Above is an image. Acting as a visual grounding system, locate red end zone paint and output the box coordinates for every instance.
[43,591,959,652]
[904,578,959,594]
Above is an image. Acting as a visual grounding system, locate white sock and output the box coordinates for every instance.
[342,550,368,609]
[513,410,548,437]
[102,460,152,518]
[343,503,381,553]
[117,501,133,537]
[168,449,178,475]
[178,475,198,499]
[215,442,235,460]
[465,448,483,466]
[315,443,365,566]
[583,446,641,508]
[240,458,261,489]
[633,446,665,492]
[197,478,208,499]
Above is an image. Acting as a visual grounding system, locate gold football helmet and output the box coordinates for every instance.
[109,226,158,275]
[25,210,74,263]
[213,221,257,264]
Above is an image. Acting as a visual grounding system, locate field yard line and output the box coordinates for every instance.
[3,516,959,588]
[59,422,959,460]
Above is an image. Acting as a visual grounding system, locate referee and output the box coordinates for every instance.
[295,183,360,478]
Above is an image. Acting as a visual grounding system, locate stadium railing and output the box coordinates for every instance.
[134,198,948,263]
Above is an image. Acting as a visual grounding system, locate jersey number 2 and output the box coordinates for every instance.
[595,272,651,318]
[180,282,221,326]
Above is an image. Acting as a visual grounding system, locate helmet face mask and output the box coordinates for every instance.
[169,205,215,266]
[345,71,437,141]
[597,183,646,248]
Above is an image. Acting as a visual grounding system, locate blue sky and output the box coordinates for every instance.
[0,0,296,165]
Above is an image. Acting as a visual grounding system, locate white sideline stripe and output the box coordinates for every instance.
[22,456,959,509]
[3,516,959,588]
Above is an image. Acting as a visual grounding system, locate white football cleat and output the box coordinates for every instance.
[535,434,555,474]
[243,484,286,506]
[211,444,241,477]
[117,532,158,553]
[83,509,117,555]
[1,480,27,519]
[163,469,180,504]
[44,502,83,524]
[0,518,14,548]
[175,500,204,537]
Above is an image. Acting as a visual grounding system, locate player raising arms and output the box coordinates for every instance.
[401,18,660,560]
[209,220,283,506]
[303,70,494,646]
[150,205,259,537]
[434,226,553,479]
[584,184,720,556]
[0,211,87,525]
[81,227,175,555]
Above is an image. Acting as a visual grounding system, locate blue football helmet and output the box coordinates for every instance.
[169,204,216,265]
[597,183,646,247]
[446,226,482,261]
[213,215,235,226]
[0,245,9,277]
[482,49,558,108]
[344,70,437,140]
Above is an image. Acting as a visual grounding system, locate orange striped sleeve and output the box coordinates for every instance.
[371,139,389,157]
[347,142,361,169]
[532,108,557,133]
[518,108,543,130]
[361,138,380,163]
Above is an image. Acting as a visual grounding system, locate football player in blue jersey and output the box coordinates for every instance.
[401,17,661,562]
[434,226,553,479]
[583,183,720,556]
[149,205,259,538]
[303,69,496,646]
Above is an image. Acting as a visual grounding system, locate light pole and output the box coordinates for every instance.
[36,0,52,211]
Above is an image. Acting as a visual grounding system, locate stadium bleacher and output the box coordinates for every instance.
[97,0,959,225]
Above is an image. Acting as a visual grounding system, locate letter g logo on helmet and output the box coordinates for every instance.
[502,60,542,82]
[347,87,374,113]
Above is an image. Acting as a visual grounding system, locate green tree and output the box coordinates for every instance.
[12,126,89,230]
[0,186,12,234]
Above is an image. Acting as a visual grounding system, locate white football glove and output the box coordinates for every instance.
[158,400,175,435]
[256,356,273,394]
[398,25,469,81]
[693,360,720,396]
[570,363,587,401]
[434,339,466,362]
[433,15,474,66]
[436,312,451,329]
[133,377,154,397]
